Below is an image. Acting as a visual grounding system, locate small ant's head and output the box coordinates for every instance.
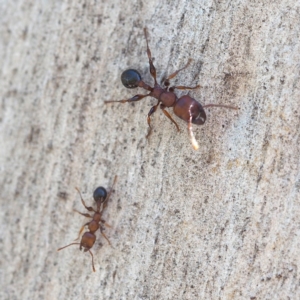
[121,69,141,88]
[93,187,107,202]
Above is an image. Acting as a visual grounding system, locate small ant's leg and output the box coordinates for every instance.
[144,28,157,85]
[101,219,112,228]
[73,222,90,241]
[146,100,160,139]
[100,227,111,246]
[73,209,93,218]
[102,176,117,209]
[57,242,80,251]
[163,59,192,87]
[104,94,151,104]
[202,104,238,110]
[88,250,96,272]
[187,108,199,150]
[160,104,180,132]
[169,84,201,92]
[75,187,95,213]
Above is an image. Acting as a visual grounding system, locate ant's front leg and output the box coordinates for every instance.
[75,187,96,213]
[146,100,160,139]
[102,175,118,211]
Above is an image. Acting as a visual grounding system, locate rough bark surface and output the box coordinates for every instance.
[1,1,299,299]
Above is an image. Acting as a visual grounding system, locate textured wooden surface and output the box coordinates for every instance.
[1,0,300,299]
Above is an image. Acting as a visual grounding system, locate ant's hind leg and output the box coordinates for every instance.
[57,242,80,251]
[100,226,111,246]
[88,250,96,272]
[146,100,160,139]
[73,221,90,241]
[202,104,238,110]
[160,105,180,132]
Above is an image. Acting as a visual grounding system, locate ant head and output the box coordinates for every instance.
[121,69,141,88]
[93,187,107,202]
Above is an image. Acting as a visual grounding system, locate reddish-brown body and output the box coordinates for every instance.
[149,85,177,107]
[57,176,117,272]
[105,28,237,149]
[174,95,206,125]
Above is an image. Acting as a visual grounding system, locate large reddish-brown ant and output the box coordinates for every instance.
[105,28,238,150]
[57,176,117,272]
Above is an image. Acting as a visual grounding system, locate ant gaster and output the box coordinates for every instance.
[105,28,238,150]
[57,176,117,272]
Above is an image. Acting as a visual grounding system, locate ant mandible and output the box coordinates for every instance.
[105,28,238,150]
[57,176,117,272]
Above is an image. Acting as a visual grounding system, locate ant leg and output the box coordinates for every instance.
[57,242,80,251]
[163,59,192,87]
[102,175,117,210]
[169,84,201,92]
[100,226,111,246]
[75,187,95,213]
[160,104,180,132]
[146,100,160,139]
[104,94,151,104]
[144,28,158,85]
[101,175,118,212]
[73,209,93,218]
[187,108,199,150]
[73,221,90,241]
[202,104,238,110]
[88,250,96,272]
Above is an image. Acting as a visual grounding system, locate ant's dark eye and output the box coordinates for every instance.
[93,187,107,202]
[121,69,141,88]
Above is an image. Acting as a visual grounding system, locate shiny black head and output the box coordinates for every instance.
[93,187,107,202]
[121,69,142,88]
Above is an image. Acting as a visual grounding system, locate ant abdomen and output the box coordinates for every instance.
[80,232,96,251]
[174,96,206,125]
[121,69,142,88]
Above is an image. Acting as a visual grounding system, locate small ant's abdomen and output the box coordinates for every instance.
[174,95,206,125]
[80,232,96,251]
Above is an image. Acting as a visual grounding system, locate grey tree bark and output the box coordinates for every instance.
[1,0,299,299]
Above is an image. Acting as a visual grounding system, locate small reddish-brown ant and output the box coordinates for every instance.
[57,176,117,272]
[105,28,238,150]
